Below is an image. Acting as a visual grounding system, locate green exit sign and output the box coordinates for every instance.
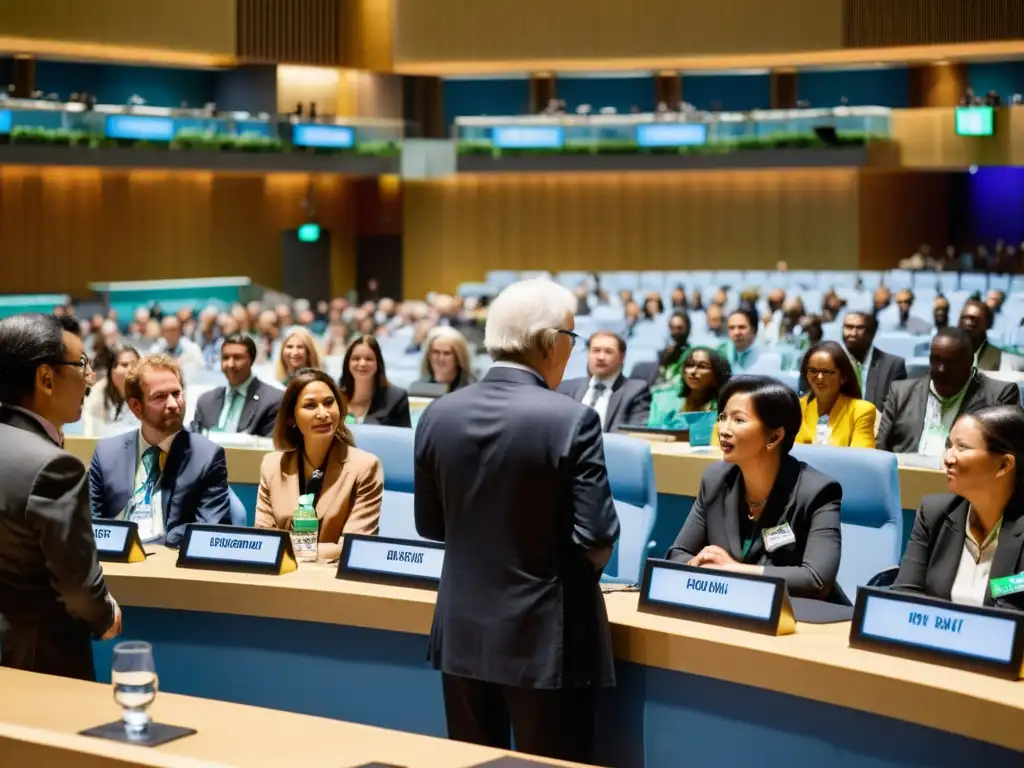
[297,223,321,242]
[955,107,994,137]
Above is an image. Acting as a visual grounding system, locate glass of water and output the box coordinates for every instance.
[111,641,158,740]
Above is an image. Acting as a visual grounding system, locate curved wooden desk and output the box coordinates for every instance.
[95,548,1024,765]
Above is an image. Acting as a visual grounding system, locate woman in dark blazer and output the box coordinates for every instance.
[894,405,1024,611]
[666,375,845,601]
[339,334,412,428]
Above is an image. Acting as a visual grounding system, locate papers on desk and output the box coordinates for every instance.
[896,453,944,470]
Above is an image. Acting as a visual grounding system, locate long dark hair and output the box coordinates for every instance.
[961,405,1024,487]
[273,368,356,452]
[103,344,140,417]
[799,340,862,401]
[680,346,731,399]
[339,334,389,397]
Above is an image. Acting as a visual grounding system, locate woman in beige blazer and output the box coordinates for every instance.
[255,368,383,561]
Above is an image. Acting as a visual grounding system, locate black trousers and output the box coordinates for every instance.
[441,672,597,764]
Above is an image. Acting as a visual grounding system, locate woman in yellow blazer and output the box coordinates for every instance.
[796,341,877,448]
[255,368,383,561]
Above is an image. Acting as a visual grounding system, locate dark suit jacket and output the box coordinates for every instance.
[666,456,844,601]
[556,373,652,433]
[861,347,908,412]
[414,365,620,690]
[88,430,231,547]
[191,377,282,438]
[895,493,1024,611]
[361,384,411,428]
[0,406,114,680]
[876,373,1020,453]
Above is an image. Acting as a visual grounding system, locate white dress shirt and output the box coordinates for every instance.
[949,507,1000,607]
[582,375,617,430]
[119,430,177,542]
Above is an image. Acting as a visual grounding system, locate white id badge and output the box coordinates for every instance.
[762,522,797,553]
[918,425,947,458]
[132,502,156,543]
[814,422,832,446]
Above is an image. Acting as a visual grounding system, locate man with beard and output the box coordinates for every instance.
[88,354,230,546]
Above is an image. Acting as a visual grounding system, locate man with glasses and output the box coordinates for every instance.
[0,313,121,680]
[557,331,651,433]
[414,278,619,764]
[841,311,907,412]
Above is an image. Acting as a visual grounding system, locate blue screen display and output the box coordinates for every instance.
[0,109,11,134]
[105,115,176,141]
[492,125,564,149]
[292,124,355,149]
[636,123,708,147]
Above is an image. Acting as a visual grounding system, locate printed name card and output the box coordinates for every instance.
[92,520,146,563]
[638,558,795,635]
[176,525,297,575]
[337,534,445,589]
[850,587,1024,679]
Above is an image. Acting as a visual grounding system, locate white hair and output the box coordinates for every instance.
[484,278,576,358]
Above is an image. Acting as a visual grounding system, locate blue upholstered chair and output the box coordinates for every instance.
[227,487,248,527]
[349,424,420,541]
[601,434,658,585]
[790,445,903,597]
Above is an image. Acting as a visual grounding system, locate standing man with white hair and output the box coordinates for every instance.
[414,278,620,764]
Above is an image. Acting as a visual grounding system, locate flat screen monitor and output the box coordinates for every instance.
[955,107,994,137]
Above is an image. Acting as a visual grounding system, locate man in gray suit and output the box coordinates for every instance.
[557,330,651,432]
[876,328,1020,455]
[842,311,907,411]
[0,314,121,680]
[414,278,620,764]
[190,334,282,437]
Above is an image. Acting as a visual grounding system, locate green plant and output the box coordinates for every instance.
[11,126,90,146]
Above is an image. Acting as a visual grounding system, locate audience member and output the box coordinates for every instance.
[557,331,651,433]
[417,326,475,393]
[933,296,950,330]
[886,290,932,334]
[796,341,876,448]
[151,315,204,370]
[705,304,725,337]
[88,355,232,546]
[876,329,1019,455]
[256,369,383,561]
[986,290,1006,316]
[339,334,411,427]
[191,334,282,437]
[894,406,1024,611]
[275,327,324,386]
[841,312,907,412]
[647,347,730,430]
[666,376,844,602]
[872,286,892,316]
[723,308,762,371]
[959,298,1001,371]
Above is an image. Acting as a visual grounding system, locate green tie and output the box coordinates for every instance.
[852,358,864,391]
[220,390,245,431]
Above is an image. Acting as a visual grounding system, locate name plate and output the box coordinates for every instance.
[92,520,146,563]
[176,525,297,575]
[337,534,444,589]
[638,558,795,635]
[850,587,1024,680]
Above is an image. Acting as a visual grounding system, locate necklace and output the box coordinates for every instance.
[746,498,766,521]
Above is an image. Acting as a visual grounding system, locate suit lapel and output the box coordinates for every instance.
[867,352,885,405]
[120,432,139,512]
[236,380,260,433]
[907,378,930,442]
[574,378,590,402]
[721,473,745,559]
[159,432,189,526]
[934,498,970,599]
[207,388,227,428]
[604,375,627,429]
[989,501,1024,600]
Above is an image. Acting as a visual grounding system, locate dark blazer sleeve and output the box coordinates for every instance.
[762,479,842,599]
[165,447,231,547]
[87,451,105,519]
[875,387,900,451]
[190,391,216,433]
[413,410,446,541]
[384,388,412,428]
[891,356,908,384]
[569,406,620,571]
[995,381,1021,406]
[892,503,935,595]
[27,453,114,635]
[665,476,709,562]
[624,383,652,427]
[253,393,282,438]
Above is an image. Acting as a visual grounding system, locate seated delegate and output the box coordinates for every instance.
[647,347,731,436]
[666,375,844,602]
[88,355,232,546]
[414,326,476,393]
[795,341,877,448]
[191,334,283,437]
[894,405,1024,611]
[83,343,140,434]
[256,368,383,561]
[339,334,411,427]
[276,327,324,387]
[556,331,651,432]
[876,328,1019,456]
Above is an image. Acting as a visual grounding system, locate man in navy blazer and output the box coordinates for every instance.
[88,354,230,547]
[557,330,651,432]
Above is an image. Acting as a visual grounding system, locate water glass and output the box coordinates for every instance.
[111,641,158,740]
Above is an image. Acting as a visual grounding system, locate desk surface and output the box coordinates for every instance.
[65,437,948,508]
[100,548,1024,753]
[0,668,584,768]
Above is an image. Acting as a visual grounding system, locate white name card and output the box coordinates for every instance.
[92,520,145,563]
[337,534,445,589]
[850,587,1024,679]
[639,558,794,635]
[176,525,296,575]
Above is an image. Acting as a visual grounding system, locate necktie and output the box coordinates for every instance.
[126,446,161,522]
[587,382,607,407]
[220,389,244,431]
[851,358,864,391]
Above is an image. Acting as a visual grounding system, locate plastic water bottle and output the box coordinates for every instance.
[291,493,318,563]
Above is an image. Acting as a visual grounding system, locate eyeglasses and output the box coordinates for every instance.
[49,355,95,380]
[807,368,838,379]
[558,330,582,349]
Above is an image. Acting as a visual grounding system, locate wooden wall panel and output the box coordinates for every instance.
[393,0,843,68]
[402,170,860,300]
[857,171,951,270]
[891,107,1024,168]
[843,0,1024,48]
[341,0,395,72]
[237,0,340,65]
[0,169,356,298]
[0,0,235,56]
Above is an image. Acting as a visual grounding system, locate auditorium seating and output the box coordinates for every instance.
[350,424,420,541]
[790,445,903,597]
[601,433,658,585]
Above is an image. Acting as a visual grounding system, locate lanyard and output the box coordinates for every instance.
[298,447,332,509]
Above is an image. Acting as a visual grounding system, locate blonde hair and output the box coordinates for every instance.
[275,326,324,384]
[124,354,183,403]
[420,326,474,387]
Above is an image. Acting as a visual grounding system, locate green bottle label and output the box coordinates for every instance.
[990,573,1024,599]
[293,494,318,534]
